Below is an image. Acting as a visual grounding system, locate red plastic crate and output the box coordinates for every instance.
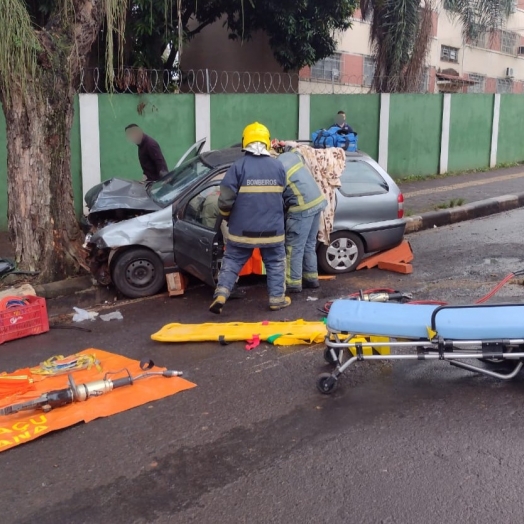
[0,296,50,344]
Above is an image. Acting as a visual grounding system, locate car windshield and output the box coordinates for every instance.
[149,157,212,207]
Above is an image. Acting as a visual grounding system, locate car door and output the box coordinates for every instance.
[172,175,225,286]
[174,138,207,169]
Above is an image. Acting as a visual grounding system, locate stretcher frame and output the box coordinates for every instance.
[318,303,524,394]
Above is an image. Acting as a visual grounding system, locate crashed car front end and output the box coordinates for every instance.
[83,206,175,286]
[82,177,173,287]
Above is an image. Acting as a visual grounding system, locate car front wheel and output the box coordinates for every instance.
[318,231,364,274]
[111,247,165,298]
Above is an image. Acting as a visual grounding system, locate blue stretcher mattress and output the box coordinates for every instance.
[327,300,524,340]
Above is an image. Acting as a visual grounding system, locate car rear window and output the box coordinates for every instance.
[339,160,389,197]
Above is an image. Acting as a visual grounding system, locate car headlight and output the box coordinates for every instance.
[82,233,93,249]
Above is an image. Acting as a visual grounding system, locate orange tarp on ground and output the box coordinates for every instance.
[0,349,196,453]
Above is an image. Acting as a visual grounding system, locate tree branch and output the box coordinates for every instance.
[187,21,212,38]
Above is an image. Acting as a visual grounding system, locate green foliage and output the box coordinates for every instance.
[214,0,358,71]
[0,0,41,101]
[444,0,514,41]
[93,0,358,71]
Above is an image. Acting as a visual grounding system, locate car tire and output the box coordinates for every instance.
[111,247,165,298]
[318,231,364,274]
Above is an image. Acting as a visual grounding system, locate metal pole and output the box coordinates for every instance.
[205,68,210,94]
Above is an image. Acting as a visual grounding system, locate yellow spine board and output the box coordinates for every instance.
[151,320,327,345]
[338,335,391,356]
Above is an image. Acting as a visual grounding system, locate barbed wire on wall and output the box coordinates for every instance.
[78,68,523,95]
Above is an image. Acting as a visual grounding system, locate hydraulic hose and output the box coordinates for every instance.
[321,270,524,315]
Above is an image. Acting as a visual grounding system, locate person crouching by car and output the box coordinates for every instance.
[279,146,327,293]
[209,122,292,314]
[125,124,169,182]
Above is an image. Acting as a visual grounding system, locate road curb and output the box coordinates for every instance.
[404,192,524,234]
[31,276,115,318]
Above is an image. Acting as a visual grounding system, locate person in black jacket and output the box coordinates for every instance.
[209,122,292,314]
[125,124,168,182]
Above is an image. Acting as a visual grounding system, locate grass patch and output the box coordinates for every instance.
[434,198,465,210]
[397,161,523,184]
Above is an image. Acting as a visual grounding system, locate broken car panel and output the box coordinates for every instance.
[83,140,406,298]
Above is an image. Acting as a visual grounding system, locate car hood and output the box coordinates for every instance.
[85,178,162,214]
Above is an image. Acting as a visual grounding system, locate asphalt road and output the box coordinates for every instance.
[3,209,524,524]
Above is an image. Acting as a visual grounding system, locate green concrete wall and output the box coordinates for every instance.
[448,94,494,173]
[0,108,6,230]
[210,94,299,150]
[388,94,443,178]
[310,94,380,160]
[497,95,524,165]
[71,97,83,217]
[98,94,195,181]
[3,92,524,233]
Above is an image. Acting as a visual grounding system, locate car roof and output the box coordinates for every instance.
[201,147,243,168]
[200,145,371,169]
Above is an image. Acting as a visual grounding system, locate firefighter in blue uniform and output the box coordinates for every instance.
[209,122,292,314]
[279,146,327,292]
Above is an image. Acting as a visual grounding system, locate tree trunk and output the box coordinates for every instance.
[0,0,104,282]
[2,77,84,282]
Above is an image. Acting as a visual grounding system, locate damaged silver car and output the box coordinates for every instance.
[83,140,406,298]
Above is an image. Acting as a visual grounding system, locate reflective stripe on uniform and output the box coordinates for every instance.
[286,161,304,180]
[288,194,325,213]
[238,186,284,193]
[286,161,305,207]
[228,233,285,245]
[285,245,301,285]
[303,272,319,280]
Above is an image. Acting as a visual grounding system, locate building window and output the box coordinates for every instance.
[441,45,459,63]
[468,74,486,93]
[501,30,517,55]
[311,54,342,81]
[497,78,513,94]
[363,56,375,87]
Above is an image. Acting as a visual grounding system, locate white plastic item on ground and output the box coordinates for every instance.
[100,311,123,321]
[0,284,36,300]
[306,296,319,301]
[72,307,99,322]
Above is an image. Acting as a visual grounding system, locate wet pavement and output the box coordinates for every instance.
[2,209,524,523]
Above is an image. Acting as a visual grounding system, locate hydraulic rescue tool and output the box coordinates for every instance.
[0,368,183,416]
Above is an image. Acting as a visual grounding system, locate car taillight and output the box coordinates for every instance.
[397,193,404,219]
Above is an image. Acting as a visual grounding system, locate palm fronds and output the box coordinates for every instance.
[361,0,512,92]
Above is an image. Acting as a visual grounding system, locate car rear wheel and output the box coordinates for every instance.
[318,231,364,274]
[111,247,165,298]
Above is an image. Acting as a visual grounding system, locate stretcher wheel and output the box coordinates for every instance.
[317,373,338,394]
[324,347,343,365]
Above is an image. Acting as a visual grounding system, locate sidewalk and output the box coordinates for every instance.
[1,163,524,259]
[399,164,524,214]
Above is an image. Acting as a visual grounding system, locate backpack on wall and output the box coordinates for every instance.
[311,126,358,152]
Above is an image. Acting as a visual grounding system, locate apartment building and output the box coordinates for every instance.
[300,1,524,94]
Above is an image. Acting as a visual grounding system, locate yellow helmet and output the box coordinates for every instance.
[242,122,271,150]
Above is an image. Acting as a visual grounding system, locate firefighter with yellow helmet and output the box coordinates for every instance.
[210,122,292,314]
